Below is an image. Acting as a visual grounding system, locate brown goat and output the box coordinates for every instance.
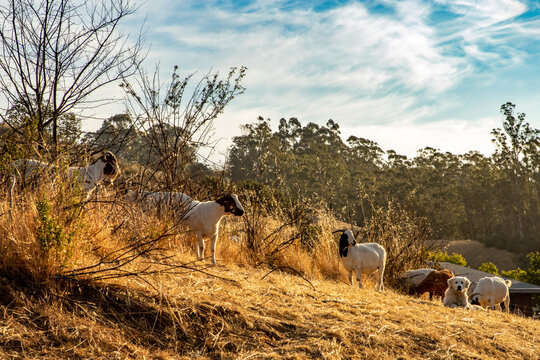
[409,269,454,300]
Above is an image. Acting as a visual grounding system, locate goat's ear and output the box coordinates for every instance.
[447,278,454,285]
[215,194,227,205]
[464,278,471,288]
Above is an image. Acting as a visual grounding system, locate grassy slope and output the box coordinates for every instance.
[0,252,538,360]
[0,192,537,359]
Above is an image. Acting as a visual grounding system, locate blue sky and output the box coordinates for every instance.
[94,0,540,162]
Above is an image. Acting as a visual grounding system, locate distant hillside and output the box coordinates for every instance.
[433,239,526,271]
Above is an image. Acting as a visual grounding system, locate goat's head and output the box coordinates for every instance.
[96,151,120,181]
[216,194,244,216]
[339,229,356,258]
[470,294,482,306]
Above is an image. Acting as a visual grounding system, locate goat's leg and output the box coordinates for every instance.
[356,270,363,289]
[209,233,218,265]
[377,262,385,292]
[348,271,353,286]
[196,233,205,260]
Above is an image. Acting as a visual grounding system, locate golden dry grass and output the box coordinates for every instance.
[0,190,538,359]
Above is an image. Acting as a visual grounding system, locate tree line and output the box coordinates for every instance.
[227,103,539,255]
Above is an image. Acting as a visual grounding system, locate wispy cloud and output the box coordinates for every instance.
[112,0,540,159]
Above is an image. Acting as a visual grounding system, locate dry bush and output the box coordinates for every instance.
[0,178,90,282]
[360,201,433,288]
[217,183,433,289]
[212,182,344,283]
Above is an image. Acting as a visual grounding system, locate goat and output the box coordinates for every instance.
[339,229,386,291]
[127,191,244,264]
[126,190,194,215]
[409,269,454,301]
[10,152,120,194]
[470,277,512,313]
[403,268,434,287]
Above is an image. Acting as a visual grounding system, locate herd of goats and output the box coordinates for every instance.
[6,151,513,313]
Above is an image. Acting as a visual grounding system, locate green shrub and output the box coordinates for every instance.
[501,268,527,282]
[428,250,467,267]
[36,198,70,255]
[501,252,540,286]
[478,262,499,275]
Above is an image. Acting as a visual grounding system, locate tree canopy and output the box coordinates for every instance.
[227,104,539,254]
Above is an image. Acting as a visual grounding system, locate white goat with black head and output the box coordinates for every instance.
[11,151,120,194]
[339,229,386,291]
[127,191,244,265]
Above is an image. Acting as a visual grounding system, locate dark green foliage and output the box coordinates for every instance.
[502,252,540,286]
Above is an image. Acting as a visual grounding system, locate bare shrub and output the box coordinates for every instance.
[359,201,433,288]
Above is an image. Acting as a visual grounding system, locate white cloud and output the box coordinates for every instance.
[97,0,539,164]
[436,0,527,25]
[340,116,500,157]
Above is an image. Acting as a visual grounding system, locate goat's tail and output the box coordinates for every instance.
[8,174,15,223]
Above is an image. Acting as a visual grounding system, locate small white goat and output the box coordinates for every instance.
[339,230,386,291]
[127,191,244,264]
[470,276,512,313]
[11,152,120,194]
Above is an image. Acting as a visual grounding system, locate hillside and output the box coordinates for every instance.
[434,239,525,270]
[0,187,538,359]
[0,252,538,359]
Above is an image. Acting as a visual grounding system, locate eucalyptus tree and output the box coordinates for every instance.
[491,102,539,249]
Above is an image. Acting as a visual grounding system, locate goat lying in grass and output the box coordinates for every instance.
[470,276,512,313]
[10,152,120,194]
[127,190,244,264]
[338,230,386,291]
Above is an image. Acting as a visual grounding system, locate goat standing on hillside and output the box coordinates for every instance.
[127,191,244,264]
[339,230,386,291]
[470,277,512,312]
[11,152,120,194]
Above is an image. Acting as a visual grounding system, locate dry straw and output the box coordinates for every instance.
[0,185,537,359]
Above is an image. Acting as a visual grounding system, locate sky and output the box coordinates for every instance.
[90,0,540,163]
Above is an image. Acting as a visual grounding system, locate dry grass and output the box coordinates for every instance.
[0,189,538,359]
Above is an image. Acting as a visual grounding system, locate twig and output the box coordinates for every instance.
[261,266,315,291]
